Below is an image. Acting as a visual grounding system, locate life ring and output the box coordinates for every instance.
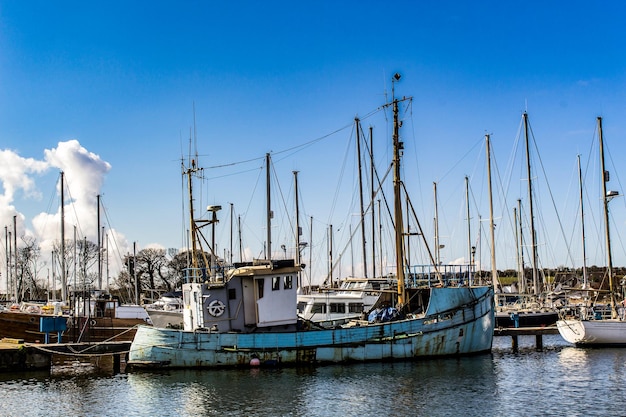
[208,300,226,317]
[90,319,97,327]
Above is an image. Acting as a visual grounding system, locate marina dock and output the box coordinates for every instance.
[494,326,560,351]
[0,338,51,371]
[0,338,131,373]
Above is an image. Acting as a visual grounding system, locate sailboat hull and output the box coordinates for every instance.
[557,319,626,345]
[128,286,494,369]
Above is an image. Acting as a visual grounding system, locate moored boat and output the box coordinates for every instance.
[556,117,626,346]
[143,291,184,329]
[296,277,394,328]
[128,83,495,369]
[0,291,150,343]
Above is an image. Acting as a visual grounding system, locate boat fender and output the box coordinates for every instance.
[208,300,226,317]
[250,357,261,367]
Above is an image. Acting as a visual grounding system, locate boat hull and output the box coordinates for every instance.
[496,310,558,328]
[128,286,494,368]
[0,311,147,343]
[557,319,626,345]
[145,309,183,329]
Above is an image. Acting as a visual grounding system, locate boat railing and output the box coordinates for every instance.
[407,264,477,288]
[183,266,231,284]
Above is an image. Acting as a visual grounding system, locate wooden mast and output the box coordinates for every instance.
[391,76,406,307]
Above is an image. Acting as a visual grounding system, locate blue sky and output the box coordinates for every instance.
[2,1,626,289]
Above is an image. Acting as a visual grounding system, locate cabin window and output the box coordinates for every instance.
[348,303,364,313]
[297,302,306,313]
[330,303,346,313]
[272,277,280,291]
[257,279,264,299]
[284,275,293,289]
[228,288,236,300]
[311,303,326,314]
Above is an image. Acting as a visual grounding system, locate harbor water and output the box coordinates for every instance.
[1,335,625,417]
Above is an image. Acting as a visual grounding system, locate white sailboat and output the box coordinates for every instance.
[557,117,626,345]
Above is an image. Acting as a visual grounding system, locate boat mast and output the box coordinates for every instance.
[230,203,234,265]
[355,117,368,278]
[266,153,272,261]
[523,112,540,295]
[513,205,520,291]
[13,215,18,302]
[370,126,376,279]
[465,176,472,284]
[391,75,406,307]
[598,116,616,316]
[186,159,200,277]
[97,194,102,290]
[433,182,440,266]
[485,135,499,290]
[294,170,302,288]
[60,171,67,303]
[577,155,588,290]
[516,199,526,294]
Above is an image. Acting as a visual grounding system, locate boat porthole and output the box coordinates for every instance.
[90,319,97,326]
[29,317,36,323]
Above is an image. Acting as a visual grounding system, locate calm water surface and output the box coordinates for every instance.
[1,336,625,417]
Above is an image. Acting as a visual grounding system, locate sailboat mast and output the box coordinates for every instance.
[517,199,526,294]
[60,171,67,303]
[523,112,540,295]
[355,118,368,278]
[598,116,616,314]
[433,182,440,266]
[97,194,102,290]
[293,170,301,288]
[13,216,18,302]
[230,203,234,265]
[577,155,588,289]
[465,176,472,283]
[266,153,272,261]
[485,135,498,289]
[370,126,376,279]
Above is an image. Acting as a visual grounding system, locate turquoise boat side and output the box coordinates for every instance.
[128,286,494,368]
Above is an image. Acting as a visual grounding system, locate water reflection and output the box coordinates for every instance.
[2,342,626,417]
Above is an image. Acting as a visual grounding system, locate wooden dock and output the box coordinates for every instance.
[0,338,131,373]
[0,338,51,371]
[494,326,560,351]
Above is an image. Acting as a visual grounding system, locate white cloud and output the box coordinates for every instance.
[1,140,119,292]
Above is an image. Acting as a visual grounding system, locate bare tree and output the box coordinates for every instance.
[16,236,45,302]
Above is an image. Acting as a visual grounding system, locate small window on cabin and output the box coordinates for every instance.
[257,279,264,299]
[297,302,306,313]
[349,303,364,313]
[228,288,236,300]
[272,276,280,291]
[330,303,345,313]
[311,303,326,314]
[284,275,293,289]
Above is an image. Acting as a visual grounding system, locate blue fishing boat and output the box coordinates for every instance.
[127,81,495,369]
